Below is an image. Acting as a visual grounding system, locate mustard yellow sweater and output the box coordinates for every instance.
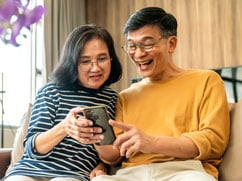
[115,69,230,179]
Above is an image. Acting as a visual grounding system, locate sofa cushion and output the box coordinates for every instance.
[6,103,32,173]
[219,99,242,181]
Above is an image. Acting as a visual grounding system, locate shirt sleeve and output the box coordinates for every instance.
[23,84,58,159]
[182,72,230,160]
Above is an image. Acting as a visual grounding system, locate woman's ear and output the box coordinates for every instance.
[168,36,177,53]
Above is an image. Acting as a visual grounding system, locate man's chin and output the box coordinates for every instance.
[139,71,152,78]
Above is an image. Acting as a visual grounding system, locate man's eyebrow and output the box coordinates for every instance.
[127,36,155,42]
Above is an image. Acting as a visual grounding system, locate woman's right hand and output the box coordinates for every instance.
[63,107,104,144]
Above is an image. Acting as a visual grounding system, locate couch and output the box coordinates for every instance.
[0,100,242,181]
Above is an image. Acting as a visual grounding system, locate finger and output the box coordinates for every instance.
[89,172,95,180]
[73,117,103,134]
[70,107,84,117]
[109,119,133,132]
[95,170,106,176]
[77,116,94,126]
[78,132,104,141]
[119,138,135,157]
[71,132,103,144]
[76,124,103,134]
[112,134,127,149]
[78,137,102,144]
[90,170,106,180]
[112,129,135,149]
[70,126,104,139]
[125,142,137,158]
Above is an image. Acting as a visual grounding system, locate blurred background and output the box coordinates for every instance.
[0,0,241,147]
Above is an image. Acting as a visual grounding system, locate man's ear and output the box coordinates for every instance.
[168,36,177,53]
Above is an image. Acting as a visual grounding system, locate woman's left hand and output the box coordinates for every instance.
[64,107,104,144]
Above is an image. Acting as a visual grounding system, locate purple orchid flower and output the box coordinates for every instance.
[10,5,45,45]
[0,0,45,46]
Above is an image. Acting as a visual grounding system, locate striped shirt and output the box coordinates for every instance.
[5,83,118,180]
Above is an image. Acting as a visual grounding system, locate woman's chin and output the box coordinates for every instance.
[86,82,103,89]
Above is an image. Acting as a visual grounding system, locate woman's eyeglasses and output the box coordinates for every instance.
[79,57,111,71]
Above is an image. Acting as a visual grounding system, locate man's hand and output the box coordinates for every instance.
[109,120,154,158]
[90,162,107,180]
[109,120,199,159]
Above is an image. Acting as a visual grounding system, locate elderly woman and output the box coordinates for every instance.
[4,25,122,181]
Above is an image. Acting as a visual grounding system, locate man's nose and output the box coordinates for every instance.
[133,47,147,58]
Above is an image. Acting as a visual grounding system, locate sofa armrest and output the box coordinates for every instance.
[0,148,12,179]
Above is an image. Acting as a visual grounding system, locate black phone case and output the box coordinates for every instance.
[83,106,116,145]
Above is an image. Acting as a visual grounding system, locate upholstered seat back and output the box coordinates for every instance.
[219,99,242,181]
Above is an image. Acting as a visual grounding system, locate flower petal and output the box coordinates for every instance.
[24,6,45,26]
[0,27,4,34]
[10,14,26,45]
[0,0,18,21]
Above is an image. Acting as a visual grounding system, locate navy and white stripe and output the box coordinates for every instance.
[5,83,118,180]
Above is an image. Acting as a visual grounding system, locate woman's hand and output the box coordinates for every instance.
[63,107,104,144]
[90,162,107,180]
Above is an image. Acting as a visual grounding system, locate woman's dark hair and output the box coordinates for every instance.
[123,7,177,38]
[50,25,122,88]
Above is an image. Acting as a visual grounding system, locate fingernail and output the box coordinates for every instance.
[99,128,103,133]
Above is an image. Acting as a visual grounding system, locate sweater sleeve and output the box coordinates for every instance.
[182,72,230,160]
[23,84,58,159]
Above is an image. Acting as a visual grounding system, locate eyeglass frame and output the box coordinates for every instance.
[78,56,112,71]
[122,37,163,54]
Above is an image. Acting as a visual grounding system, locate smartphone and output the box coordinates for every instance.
[83,105,116,145]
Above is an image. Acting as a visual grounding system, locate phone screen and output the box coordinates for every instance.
[83,105,116,145]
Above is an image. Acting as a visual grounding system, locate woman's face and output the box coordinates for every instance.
[77,38,111,89]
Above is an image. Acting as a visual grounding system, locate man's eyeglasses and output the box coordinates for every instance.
[122,37,163,54]
[79,56,111,71]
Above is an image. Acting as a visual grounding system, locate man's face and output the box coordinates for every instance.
[126,25,176,80]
